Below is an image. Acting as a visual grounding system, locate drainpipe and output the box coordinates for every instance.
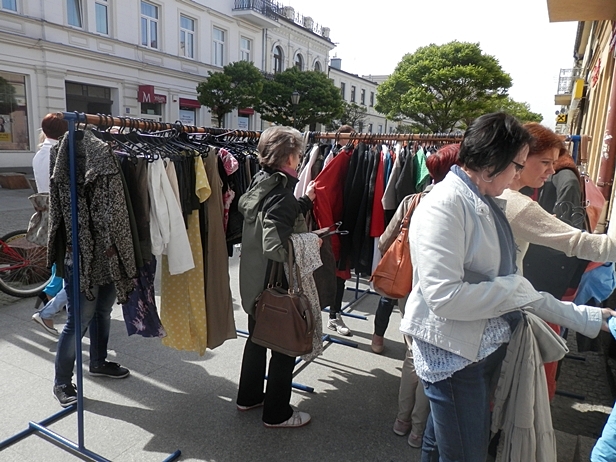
[597,64,616,200]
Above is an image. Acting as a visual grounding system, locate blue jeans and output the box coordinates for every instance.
[421,344,507,462]
[54,268,117,387]
[39,287,67,320]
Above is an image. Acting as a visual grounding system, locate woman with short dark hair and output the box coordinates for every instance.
[401,112,615,460]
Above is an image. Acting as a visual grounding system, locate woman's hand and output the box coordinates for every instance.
[306,181,316,201]
[600,308,616,333]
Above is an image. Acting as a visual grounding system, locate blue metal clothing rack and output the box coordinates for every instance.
[0,112,181,461]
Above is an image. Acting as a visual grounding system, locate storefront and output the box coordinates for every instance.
[0,71,31,152]
[178,98,201,126]
[65,82,113,115]
[238,108,254,130]
[138,85,167,122]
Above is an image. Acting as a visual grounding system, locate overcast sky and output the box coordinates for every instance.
[289,0,578,129]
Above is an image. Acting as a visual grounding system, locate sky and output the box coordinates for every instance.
[288,0,579,129]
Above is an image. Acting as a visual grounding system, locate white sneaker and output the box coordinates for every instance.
[327,314,351,336]
[263,411,311,428]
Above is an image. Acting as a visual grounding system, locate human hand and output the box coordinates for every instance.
[318,238,322,248]
[306,181,316,201]
[600,308,616,333]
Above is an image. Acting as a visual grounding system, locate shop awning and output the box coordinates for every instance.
[547,0,616,22]
[179,98,201,109]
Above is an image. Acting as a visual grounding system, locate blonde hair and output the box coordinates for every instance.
[257,126,303,169]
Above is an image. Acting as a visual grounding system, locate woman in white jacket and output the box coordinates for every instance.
[400,112,615,462]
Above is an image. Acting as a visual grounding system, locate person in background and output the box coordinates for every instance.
[401,112,615,461]
[325,124,355,336]
[31,113,68,336]
[377,144,460,449]
[236,126,315,428]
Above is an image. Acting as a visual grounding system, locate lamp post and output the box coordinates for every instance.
[291,90,300,129]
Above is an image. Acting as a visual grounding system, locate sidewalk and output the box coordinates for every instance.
[0,184,613,461]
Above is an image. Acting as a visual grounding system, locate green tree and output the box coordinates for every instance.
[257,68,343,129]
[327,102,369,130]
[196,61,264,127]
[375,41,512,133]
[485,96,543,125]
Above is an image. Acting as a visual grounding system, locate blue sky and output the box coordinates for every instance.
[289,0,578,129]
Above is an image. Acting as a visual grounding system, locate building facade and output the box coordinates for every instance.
[547,0,616,232]
[0,0,333,169]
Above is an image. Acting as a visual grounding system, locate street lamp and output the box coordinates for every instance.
[291,90,300,128]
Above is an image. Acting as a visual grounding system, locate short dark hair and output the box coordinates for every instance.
[336,125,354,134]
[458,112,532,178]
[41,113,68,140]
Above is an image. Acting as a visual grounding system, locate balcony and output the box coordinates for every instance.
[554,67,581,106]
[232,0,283,28]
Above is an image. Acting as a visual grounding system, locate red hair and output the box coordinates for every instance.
[41,113,68,140]
[524,123,564,157]
[426,143,461,183]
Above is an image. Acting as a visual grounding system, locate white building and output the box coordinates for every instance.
[328,59,391,134]
[0,0,333,169]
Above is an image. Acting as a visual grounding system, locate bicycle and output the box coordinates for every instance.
[0,229,52,298]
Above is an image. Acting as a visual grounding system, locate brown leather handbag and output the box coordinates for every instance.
[252,241,315,357]
[370,194,421,299]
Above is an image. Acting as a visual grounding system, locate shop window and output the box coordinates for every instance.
[141,102,162,116]
[0,71,30,151]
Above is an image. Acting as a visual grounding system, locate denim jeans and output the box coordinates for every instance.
[374,297,396,336]
[54,268,117,387]
[39,287,67,320]
[421,344,507,462]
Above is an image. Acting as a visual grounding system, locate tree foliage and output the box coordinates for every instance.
[196,61,264,127]
[257,68,343,129]
[486,96,543,124]
[375,41,513,133]
[327,102,369,131]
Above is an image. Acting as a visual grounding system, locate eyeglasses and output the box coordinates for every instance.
[511,160,525,172]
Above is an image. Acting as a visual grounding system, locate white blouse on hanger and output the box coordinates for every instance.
[294,144,320,199]
[148,157,195,275]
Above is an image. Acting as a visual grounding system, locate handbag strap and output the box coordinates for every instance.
[401,193,422,229]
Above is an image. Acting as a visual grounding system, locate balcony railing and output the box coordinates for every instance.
[557,67,581,95]
[232,0,284,21]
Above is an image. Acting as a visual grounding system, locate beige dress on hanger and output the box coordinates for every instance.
[203,149,236,349]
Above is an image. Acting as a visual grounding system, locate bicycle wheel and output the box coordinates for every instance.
[0,230,52,298]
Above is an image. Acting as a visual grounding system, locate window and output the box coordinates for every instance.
[180,15,195,59]
[350,86,356,103]
[1,0,17,11]
[0,71,30,151]
[360,89,366,105]
[212,27,225,67]
[340,82,346,100]
[273,46,283,74]
[314,61,321,72]
[141,102,162,116]
[95,0,108,34]
[294,53,303,71]
[378,125,383,133]
[368,123,373,133]
[67,0,82,27]
[140,1,159,49]
[357,121,363,132]
[370,91,374,107]
[240,36,251,62]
